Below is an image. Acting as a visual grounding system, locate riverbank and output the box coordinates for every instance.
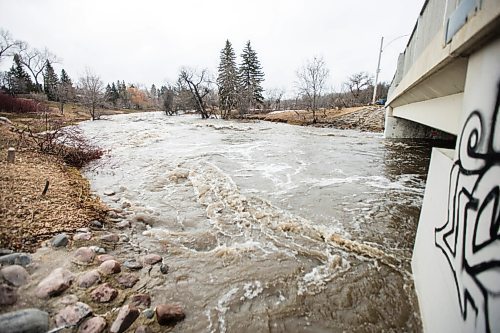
[247,106,385,132]
[0,103,144,252]
[1,107,187,332]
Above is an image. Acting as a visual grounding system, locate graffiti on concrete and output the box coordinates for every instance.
[435,83,500,333]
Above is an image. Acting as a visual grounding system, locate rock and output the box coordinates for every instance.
[141,254,162,265]
[0,252,31,267]
[77,270,101,288]
[0,308,48,333]
[36,267,74,298]
[96,254,114,263]
[99,233,119,243]
[74,232,93,241]
[107,210,120,218]
[51,233,69,247]
[121,201,131,209]
[129,293,151,308]
[123,259,143,270]
[103,190,115,196]
[89,246,106,254]
[0,248,14,256]
[0,283,17,305]
[155,304,185,326]
[119,234,130,242]
[90,283,118,303]
[143,309,155,319]
[0,116,13,125]
[116,221,130,229]
[54,302,92,327]
[116,273,139,289]
[77,316,107,333]
[1,265,30,286]
[90,220,104,229]
[110,305,139,333]
[135,325,151,333]
[59,294,79,305]
[98,260,121,276]
[73,247,95,264]
[160,263,169,275]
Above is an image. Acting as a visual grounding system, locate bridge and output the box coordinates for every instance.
[384,0,499,139]
[386,0,500,332]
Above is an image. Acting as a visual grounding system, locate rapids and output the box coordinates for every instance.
[80,112,432,332]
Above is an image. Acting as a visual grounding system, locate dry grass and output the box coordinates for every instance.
[247,106,385,132]
[0,102,122,252]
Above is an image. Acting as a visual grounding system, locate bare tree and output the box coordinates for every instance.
[265,88,285,111]
[295,56,329,123]
[18,47,57,92]
[178,67,212,119]
[0,29,26,63]
[343,72,373,105]
[78,69,104,120]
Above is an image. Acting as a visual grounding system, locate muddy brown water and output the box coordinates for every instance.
[80,112,441,332]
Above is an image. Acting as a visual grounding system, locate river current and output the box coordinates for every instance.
[80,112,432,332]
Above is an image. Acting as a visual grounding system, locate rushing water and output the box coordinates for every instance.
[80,112,434,332]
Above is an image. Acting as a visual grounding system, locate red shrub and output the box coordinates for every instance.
[0,92,48,113]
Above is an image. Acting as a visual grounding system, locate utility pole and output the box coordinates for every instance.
[372,36,384,105]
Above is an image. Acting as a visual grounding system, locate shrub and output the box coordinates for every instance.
[23,113,103,168]
[0,92,49,113]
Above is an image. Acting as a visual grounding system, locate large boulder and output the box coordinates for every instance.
[51,233,69,248]
[155,304,185,326]
[0,309,49,333]
[77,270,101,289]
[54,302,92,327]
[0,253,31,267]
[1,265,30,286]
[109,305,139,333]
[36,267,74,298]
[77,316,107,333]
[0,283,17,305]
[98,260,121,276]
[90,283,118,303]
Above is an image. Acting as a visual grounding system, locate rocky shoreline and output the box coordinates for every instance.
[0,206,184,333]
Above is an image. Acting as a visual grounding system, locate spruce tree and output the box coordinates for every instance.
[7,54,34,94]
[104,84,113,103]
[217,40,238,118]
[57,69,74,113]
[60,69,72,87]
[43,60,59,101]
[238,41,265,112]
[110,82,119,105]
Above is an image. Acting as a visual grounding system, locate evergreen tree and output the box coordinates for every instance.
[150,84,157,99]
[110,82,119,105]
[217,40,239,119]
[118,80,129,107]
[7,54,34,95]
[43,60,58,101]
[238,41,265,112]
[57,69,74,113]
[60,69,72,87]
[104,83,113,103]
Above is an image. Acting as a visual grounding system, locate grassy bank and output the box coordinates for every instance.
[0,102,148,252]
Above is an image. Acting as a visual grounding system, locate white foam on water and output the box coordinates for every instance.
[298,254,351,296]
[241,281,264,301]
[215,287,239,333]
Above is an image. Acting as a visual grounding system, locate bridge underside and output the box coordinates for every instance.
[384,0,500,139]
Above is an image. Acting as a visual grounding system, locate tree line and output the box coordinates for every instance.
[1,27,388,122]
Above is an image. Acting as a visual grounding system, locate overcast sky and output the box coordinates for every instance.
[0,0,425,97]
